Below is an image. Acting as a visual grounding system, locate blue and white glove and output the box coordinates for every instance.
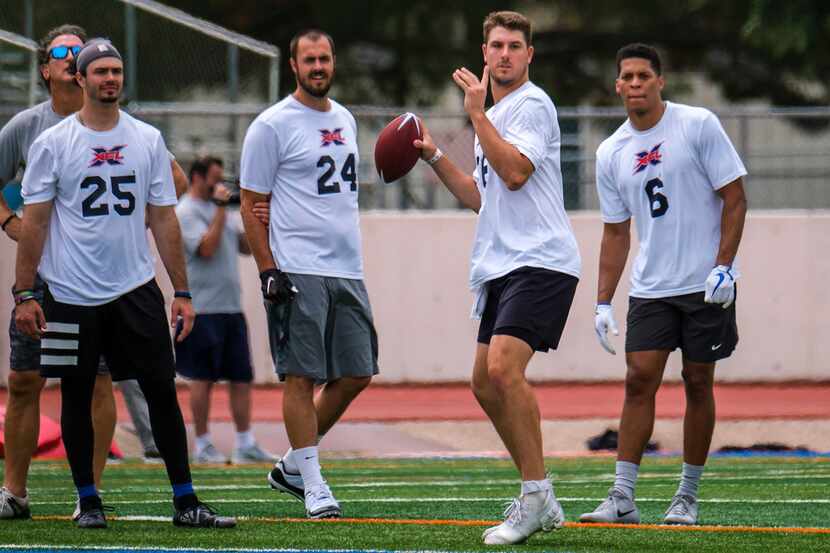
[704,265,735,309]
[594,303,619,355]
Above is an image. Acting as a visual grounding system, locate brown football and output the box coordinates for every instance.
[374,112,423,184]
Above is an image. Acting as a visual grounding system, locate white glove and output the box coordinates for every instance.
[704,265,736,309]
[594,303,619,355]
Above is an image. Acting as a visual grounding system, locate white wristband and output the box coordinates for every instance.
[425,147,444,166]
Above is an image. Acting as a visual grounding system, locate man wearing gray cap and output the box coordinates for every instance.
[0,25,191,522]
[14,39,236,530]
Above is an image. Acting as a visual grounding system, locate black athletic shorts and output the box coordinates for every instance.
[477,266,579,352]
[40,279,176,381]
[175,313,253,383]
[625,290,738,363]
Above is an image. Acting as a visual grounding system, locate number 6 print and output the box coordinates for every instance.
[645,177,669,218]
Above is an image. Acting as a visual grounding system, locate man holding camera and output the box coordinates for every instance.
[175,156,274,464]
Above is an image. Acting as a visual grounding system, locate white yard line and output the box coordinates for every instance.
[26,496,830,506]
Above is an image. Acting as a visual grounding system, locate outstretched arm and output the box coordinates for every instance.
[146,203,195,341]
[413,122,481,212]
[597,220,631,305]
[14,200,53,338]
[715,178,747,266]
[0,194,21,241]
[240,189,276,272]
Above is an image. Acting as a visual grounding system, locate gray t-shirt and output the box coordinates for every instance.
[0,100,65,186]
[176,193,243,314]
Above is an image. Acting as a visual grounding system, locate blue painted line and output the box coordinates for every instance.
[645,450,830,458]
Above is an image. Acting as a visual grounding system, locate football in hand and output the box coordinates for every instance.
[374,112,423,184]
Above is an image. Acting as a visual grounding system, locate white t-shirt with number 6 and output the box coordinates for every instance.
[595,101,747,299]
[240,96,363,280]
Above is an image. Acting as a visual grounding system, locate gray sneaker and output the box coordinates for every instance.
[483,489,564,545]
[664,494,698,525]
[579,488,640,524]
[231,443,278,464]
[193,443,227,464]
[0,487,30,519]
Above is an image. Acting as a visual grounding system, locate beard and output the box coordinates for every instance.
[297,71,333,98]
[491,75,517,87]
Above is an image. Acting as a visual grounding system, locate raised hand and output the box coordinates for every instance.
[452,65,490,117]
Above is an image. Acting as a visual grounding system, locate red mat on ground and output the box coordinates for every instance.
[1,383,827,426]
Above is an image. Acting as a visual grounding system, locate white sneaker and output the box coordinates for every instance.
[193,443,227,464]
[579,488,640,524]
[304,482,341,519]
[72,498,81,522]
[664,494,698,525]
[0,487,30,519]
[231,443,278,464]
[483,489,564,545]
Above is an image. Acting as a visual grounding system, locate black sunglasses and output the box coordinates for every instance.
[48,45,82,60]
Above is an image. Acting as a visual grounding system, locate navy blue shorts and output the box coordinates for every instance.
[175,313,253,382]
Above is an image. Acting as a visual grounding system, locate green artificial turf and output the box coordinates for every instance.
[0,456,828,552]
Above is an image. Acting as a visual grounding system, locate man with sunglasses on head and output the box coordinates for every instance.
[0,25,186,520]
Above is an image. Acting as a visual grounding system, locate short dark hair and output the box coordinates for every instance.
[483,11,532,46]
[289,29,335,61]
[616,43,662,76]
[38,24,87,91]
[189,156,223,182]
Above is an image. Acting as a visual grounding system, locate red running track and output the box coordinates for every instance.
[4,383,827,424]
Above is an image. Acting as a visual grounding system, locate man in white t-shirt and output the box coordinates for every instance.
[0,25,190,520]
[580,43,747,526]
[14,39,235,530]
[416,11,579,545]
[240,29,377,520]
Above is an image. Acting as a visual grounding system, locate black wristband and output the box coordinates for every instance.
[173,290,192,299]
[1,213,17,231]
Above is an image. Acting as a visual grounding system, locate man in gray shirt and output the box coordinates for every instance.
[175,156,274,464]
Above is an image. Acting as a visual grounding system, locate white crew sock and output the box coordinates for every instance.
[282,435,323,474]
[521,478,554,497]
[676,463,704,498]
[293,446,324,490]
[235,430,255,450]
[613,461,640,499]
[194,433,212,454]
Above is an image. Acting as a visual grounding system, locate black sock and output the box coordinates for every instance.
[173,493,199,511]
[138,377,193,487]
[60,373,97,490]
[79,495,102,512]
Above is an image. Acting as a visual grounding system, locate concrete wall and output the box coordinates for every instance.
[1,211,829,384]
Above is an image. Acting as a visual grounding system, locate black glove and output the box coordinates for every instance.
[260,268,297,305]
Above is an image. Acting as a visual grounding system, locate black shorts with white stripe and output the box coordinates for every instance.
[40,279,176,381]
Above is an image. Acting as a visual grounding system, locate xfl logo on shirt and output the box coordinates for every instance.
[90,145,127,167]
[633,142,663,174]
[319,129,346,146]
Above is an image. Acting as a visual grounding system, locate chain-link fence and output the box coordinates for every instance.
[0,0,279,106]
[132,105,830,211]
[3,101,830,210]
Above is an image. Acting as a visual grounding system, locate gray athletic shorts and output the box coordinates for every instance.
[265,273,379,384]
[9,274,108,374]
